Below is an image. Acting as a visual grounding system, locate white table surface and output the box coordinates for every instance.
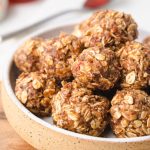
[0,0,150,80]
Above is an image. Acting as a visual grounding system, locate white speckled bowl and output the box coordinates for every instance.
[1,23,150,150]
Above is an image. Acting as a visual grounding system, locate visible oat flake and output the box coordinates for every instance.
[21,90,28,104]
[124,95,134,104]
[126,71,136,84]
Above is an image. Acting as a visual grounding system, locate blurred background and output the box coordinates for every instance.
[0,0,150,149]
[0,0,150,41]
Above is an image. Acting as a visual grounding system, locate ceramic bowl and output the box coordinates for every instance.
[1,23,150,150]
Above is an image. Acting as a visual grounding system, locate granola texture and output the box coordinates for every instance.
[117,41,150,89]
[15,72,60,116]
[52,81,110,136]
[14,38,44,72]
[39,33,83,80]
[72,47,121,90]
[73,10,138,50]
[110,89,150,138]
[13,10,150,138]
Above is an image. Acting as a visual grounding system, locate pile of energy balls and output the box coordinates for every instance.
[14,10,150,138]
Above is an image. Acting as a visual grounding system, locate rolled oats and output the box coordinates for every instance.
[52,81,110,136]
[124,95,134,105]
[126,71,136,85]
[118,41,150,89]
[15,72,60,116]
[73,10,138,51]
[110,89,150,138]
[72,47,121,90]
[14,38,44,72]
[39,33,83,80]
[21,90,28,104]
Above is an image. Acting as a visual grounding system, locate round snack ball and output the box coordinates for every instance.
[71,47,121,90]
[117,41,150,89]
[73,10,138,50]
[39,33,83,80]
[110,89,150,138]
[52,81,110,136]
[15,72,60,117]
[14,38,44,72]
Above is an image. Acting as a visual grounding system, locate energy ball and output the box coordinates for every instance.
[14,38,44,72]
[39,33,83,80]
[15,72,60,116]
[110,89,150,138]
[73,10,138,50]
[52,81,110,136]
[117,41,150,89]
[72,47,121,90]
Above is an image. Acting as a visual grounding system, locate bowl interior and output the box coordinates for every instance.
[7,24,150,142]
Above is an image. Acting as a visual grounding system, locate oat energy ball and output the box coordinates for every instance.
[15,72,59,116]
[73,10,138,50]
[117,41,150,89]
[110,89,150,138]
[72,47,121,90]
[52,81,110,136]
[14,38,44,72]
[39,33,83,80]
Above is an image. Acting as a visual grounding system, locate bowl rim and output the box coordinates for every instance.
[3,22,150,143]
